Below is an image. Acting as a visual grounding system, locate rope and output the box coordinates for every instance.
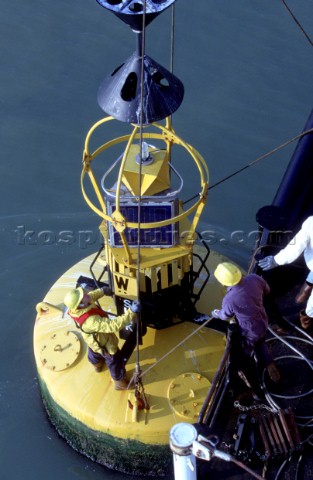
[132,2,178,395]
[209,127,313,190]
[170,3,175,74]
[281,0,313,48]
[138,316,214,380]
[167,2,176,132]
[133,1,147,394]
[183,127,313,205]
[182,2,313,207]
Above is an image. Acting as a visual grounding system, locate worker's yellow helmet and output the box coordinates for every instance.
[214,262,242,287]
[64,287,84,311]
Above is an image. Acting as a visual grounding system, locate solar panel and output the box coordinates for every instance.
[107,202,178,247]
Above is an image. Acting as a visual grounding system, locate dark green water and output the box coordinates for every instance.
[1,1,313,479]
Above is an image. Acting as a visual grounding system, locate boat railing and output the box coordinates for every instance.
[197,341,231,428]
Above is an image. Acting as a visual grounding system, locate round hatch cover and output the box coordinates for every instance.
[40,331,81,371]
[168,372,211,421]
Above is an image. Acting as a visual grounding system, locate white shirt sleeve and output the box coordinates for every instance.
[274,217,313,266]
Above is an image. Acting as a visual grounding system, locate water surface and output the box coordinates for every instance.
[1,1,313,479]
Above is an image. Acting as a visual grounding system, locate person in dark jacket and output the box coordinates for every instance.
[212,262,280,383]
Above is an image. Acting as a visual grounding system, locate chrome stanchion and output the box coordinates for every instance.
[169,423,198,480]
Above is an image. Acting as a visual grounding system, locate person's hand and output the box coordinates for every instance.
[211,309,221,319]
[101,286,113,296]
[81,292,91,307]
[258,255,278,271]
[131,300,142,313]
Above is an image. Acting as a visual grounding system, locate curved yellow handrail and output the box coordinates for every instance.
[81,116,209,240]
[115,125,139,212]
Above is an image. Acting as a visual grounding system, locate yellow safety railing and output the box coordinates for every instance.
[81,116,209,258]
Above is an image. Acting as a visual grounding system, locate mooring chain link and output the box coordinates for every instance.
[234,400,276,413]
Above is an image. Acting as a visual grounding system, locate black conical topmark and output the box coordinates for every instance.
[97,51,184,124]
[96,0,176,31]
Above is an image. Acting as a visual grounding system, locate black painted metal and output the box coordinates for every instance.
[96,0,176,31]
[97,51,184,124]
[272,109,313,232]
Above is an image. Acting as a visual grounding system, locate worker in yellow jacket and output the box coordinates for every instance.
[64,286,141,390]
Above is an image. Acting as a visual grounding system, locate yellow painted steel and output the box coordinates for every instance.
[99,199,196,298]
[40,331,81,372]
[34,115,241,449]
[107,244,192,297]
[80,119,209,266]
[121,145,170,196]
[168,373,211,419]
[112,124,139,214]
[33,247,235,445]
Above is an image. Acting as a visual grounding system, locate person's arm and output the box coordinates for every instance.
[212,295,234,320]
[87,288,105,303]
[259,217,313,271]
[274,226,309,265]
[85,309,136,334]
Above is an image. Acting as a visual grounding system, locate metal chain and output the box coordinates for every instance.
[233,400,276,413]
